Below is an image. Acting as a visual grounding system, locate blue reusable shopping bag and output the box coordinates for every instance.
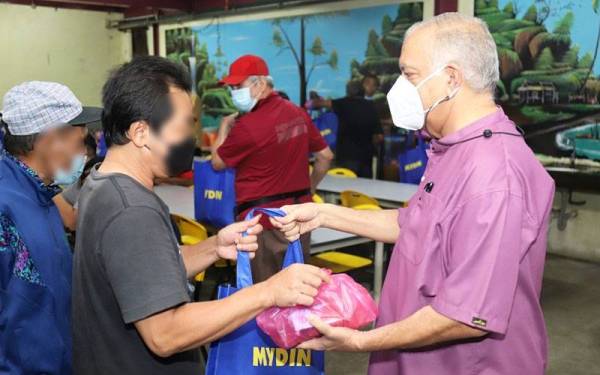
[314,111,338,150]
[205,208,325,375]
[194,160,236,228]
[398,131,429,184]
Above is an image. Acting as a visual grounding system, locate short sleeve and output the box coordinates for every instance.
[430,191,524,334]
[217,121,256,168]
[304,112,328,153]
[101,207,190,323]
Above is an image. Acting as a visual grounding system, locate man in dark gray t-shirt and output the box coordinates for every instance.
[72,56,329,375]
[73,167,200,374]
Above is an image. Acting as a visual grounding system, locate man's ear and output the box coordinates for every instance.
[127,121,150,148]
[256,78,268,95]
[444,64,463,93]
[34,128,57,153]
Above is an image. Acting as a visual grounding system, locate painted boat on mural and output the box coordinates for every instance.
[555,123,600,161]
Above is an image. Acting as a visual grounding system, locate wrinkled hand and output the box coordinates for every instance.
[269,203,322,242]
[298,316,364,352]
[216,215,263,260]
[263,264,330,307]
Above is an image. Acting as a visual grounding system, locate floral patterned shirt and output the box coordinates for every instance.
[0,152,61,285]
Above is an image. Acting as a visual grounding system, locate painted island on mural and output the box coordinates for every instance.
[476,0,600,174]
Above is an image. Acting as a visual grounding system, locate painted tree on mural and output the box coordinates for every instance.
[165,27,219,95]
[580,0,600,92]
[344,2,423,110]
[475,0,600,126]
[272,16,339,105]
[165,27,236,117]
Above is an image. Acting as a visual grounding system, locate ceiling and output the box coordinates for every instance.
[4,0,455,29]
[2,0,311,17]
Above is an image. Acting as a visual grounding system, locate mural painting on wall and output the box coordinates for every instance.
[164,2,424,143]
[475,0,600,174]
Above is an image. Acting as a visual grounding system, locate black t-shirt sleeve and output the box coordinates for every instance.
[331,97,348,117]
[100,206,190,324]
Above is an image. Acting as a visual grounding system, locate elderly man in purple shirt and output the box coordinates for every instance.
[272,12,555,375]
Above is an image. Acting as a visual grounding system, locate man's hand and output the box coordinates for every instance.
[216,215,263,260]
[261,264,330,307]
[218,112,238,135]
[269,203,322,241]
[298,316,364,352]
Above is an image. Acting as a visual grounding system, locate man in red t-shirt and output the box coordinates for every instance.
[212,55,334,281]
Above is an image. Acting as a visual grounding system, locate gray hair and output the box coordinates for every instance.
[405,12,499,94]
[248,75,274,88]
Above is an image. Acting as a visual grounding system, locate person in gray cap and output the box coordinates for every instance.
[0,81,101,375]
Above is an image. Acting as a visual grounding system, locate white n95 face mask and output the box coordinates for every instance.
[386,66,459,130]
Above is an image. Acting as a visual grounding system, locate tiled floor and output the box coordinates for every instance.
[325,254,600,375]
[199,253,600,374]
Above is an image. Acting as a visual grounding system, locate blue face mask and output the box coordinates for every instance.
[54,153,86,186]
[231,81,259,112]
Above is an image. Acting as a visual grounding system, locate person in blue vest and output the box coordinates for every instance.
[0,81,101,375]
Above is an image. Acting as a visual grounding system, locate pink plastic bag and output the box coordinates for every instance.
[256,272,378,349]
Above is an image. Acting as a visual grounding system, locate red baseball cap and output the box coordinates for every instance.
[219,54,270,86]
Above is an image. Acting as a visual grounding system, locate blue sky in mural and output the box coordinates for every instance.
[498,0,600,75]
[192,4,398,104]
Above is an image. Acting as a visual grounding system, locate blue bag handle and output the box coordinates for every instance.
[236,208,304,289]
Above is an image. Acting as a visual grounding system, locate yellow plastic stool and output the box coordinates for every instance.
[312,194,324,204]
[340,190,381,210]
[327,168,357,178]
[310,251,373,274]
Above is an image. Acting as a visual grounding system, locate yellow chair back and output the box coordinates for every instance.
[327,168,357,178]
[340,190,381,210]
[310,251,373,274]
[171,214,208,244]
[171,214,209,282]
[312,194,324,204]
